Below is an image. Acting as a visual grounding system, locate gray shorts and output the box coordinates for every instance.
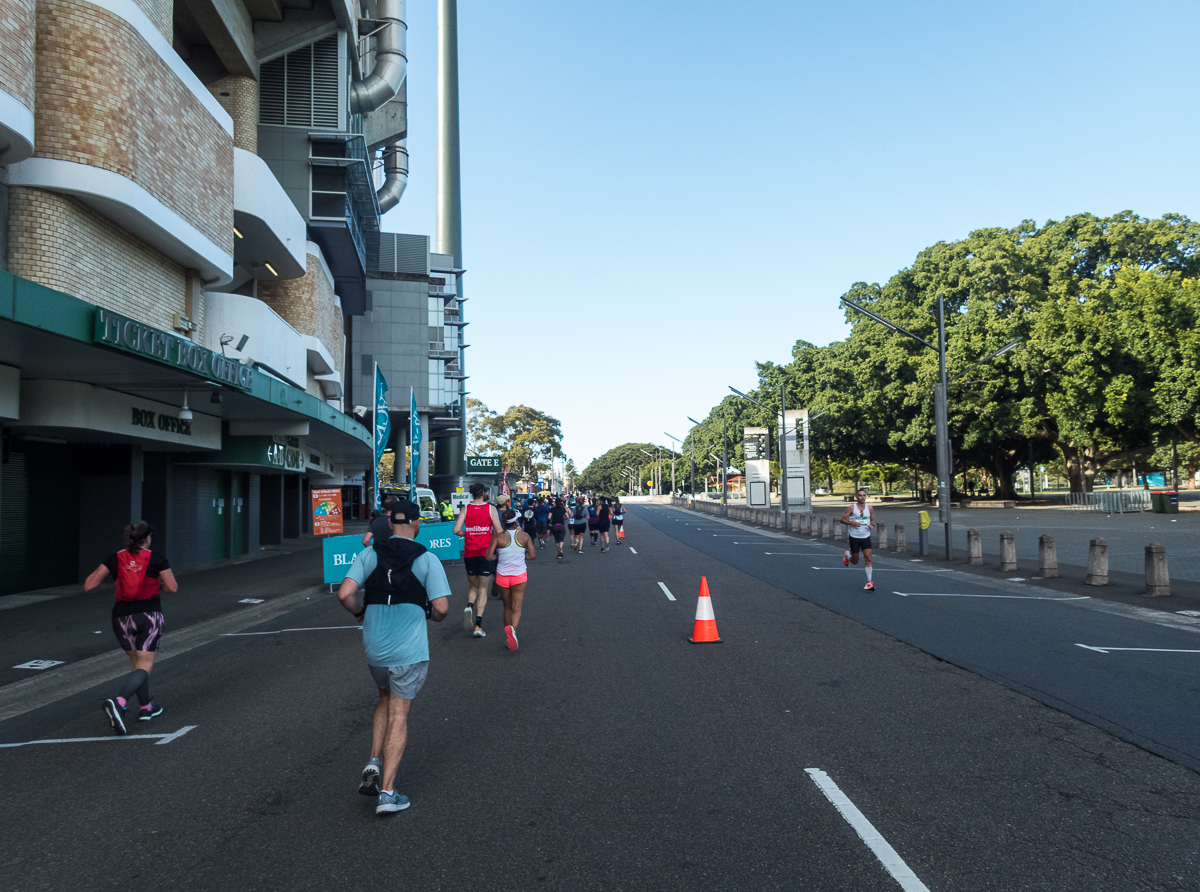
[369,661,429,699]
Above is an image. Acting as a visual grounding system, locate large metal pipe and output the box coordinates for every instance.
[351,0,407,115]
[376,139,408,212]
[436,0,462,264]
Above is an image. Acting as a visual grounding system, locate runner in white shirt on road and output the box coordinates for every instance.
[839,488,875,591]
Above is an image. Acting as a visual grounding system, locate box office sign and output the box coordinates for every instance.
[95,308,254,392]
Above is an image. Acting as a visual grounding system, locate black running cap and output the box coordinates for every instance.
[389,499,421,524]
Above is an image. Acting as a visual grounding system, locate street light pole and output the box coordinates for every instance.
[664,433,682,498]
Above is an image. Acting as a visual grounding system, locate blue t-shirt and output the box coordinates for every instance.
[345,538,452,668]
[534,504,550,522]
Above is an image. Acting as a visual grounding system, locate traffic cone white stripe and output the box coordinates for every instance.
[694,595,716,622]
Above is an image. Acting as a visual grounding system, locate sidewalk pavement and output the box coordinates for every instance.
[0,525,369,694]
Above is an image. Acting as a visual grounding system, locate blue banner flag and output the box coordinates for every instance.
[410,387,422,488]
[373,363,390,509]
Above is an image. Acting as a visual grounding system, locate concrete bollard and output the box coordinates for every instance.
[819,515,829,538]
[792,514,801,533]
[967,529,982,565]
[1039,535,1058,578]
[999,532,1016,571]
[1086,538,1109,586]
[1145,543,1170,597]
[895,524,906,553]
[801,514,811,535]
[876,522,888,550]
[772,512,781,529]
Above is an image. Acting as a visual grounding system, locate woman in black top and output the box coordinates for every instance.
[549,498,568,560]
[597,498,612,552]
[84,521,178,735]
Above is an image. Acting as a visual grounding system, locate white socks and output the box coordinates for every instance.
[866,567,873,582]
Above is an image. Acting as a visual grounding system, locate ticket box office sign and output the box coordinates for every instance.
[95,308,254,391]
[322,523,462,583]
[312,488,344,536]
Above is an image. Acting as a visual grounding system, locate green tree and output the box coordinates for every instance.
[481,405,563,474]
[577,443,668,495]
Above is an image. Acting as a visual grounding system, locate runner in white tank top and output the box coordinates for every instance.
[486,510,537,651]
[838,488,876,591]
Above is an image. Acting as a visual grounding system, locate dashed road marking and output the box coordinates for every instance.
[894,592,1090,600]
[805,768,931,892]
[223,625,361,637]
[657,582,677,601]
[12,660,63,670]
[629,548,637,554]
[1075,644,1200,655]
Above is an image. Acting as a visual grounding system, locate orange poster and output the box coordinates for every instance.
[311,488,344,536]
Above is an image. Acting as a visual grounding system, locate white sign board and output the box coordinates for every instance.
[781,409,811,510]
[743,426,770,508]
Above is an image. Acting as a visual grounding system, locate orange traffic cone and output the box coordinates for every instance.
[618,528,625,539]
[689,577,722,643]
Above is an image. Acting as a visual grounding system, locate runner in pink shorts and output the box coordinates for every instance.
[486,509,537,651]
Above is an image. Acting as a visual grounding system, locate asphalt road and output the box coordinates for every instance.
[1,508,1198,891]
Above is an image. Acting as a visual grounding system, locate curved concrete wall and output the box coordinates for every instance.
[0,0,36,163]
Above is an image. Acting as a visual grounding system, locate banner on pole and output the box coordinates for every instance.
[410,387,421,488]
[373,364,390,510]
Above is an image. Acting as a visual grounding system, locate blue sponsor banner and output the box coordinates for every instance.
[322,524,462,584]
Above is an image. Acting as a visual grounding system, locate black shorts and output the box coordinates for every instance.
[551,524,565,543]
[464,555,493,577]
[112,610,165,653]
[612,519,623,528]
[849,536,872,554]
[537,521,548,535]
[571,522,587,534]
[598,520,611,533]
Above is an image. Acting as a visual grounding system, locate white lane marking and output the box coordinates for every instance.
[222,625,362,637]
[894,592,1090,601]
[657,582,677,601]
[238,598,265,604]
[0,725,197,749]
[805,768,931,892]
[764,552,837,556]
[811,568,953,573]
[1074,644,1200,655]
[629,548,638,554]
[12,660,64,670]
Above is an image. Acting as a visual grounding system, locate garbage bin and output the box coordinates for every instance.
[1167,491,1180,514]
[1151,492,1165,513]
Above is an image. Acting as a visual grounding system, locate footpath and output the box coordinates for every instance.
[0,525,365,720]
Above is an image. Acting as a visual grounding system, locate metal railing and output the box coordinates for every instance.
[1066,490,1151,513]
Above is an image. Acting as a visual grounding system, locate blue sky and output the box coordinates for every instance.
[385,0,1200,469]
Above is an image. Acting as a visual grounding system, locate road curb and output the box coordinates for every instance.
[0,586,326,724]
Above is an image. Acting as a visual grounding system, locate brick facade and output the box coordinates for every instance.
[207,75,257,154]
[258,250,345,376]
[0,0,36,110]
[33,0,234,253]
[8,186,186,332]
[131,0,172,42]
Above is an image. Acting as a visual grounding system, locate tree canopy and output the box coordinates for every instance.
[684,211,1200,494]
[468,400,564,476]
[576,443,678,495]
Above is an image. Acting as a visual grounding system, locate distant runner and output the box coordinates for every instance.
[453,483,502,636]
[549,497,568,560]
[597,498,612,552]
[839,489,875,591]
[534,498,551,549]
[486,509,537,651]
[570,498,588,554]
[84,522,178,734]
[611,499,625,543]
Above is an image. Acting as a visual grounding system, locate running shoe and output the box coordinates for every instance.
[462,605,474,633]
[473,626,486,638]
[864,581,875,591]
[359,757,382,796]
[103,698,127,736]
[376,790,410,814]
[843,551,851,567]
[138,703,164,721]
[505,625,519,652]
[557,553,563,561]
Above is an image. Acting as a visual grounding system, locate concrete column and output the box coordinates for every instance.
[876,522,888,551]
[895,524,906,553]
[967,528,982,565]
[1145,543,1170,597]
[999,532,1016,571]
[1039,535,1058,578]
[417,412,431,486]
[1086,538,1109,586]
[130,446,144,521]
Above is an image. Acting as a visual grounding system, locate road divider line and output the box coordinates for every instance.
[657,582,677,601]
[805,768,931,892]
[222,625,361,637]
[1074,644,1200,655]
[894,592,1090,600]
[0,725,198,749]
[629,548,637,554]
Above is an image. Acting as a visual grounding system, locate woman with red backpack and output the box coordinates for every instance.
[84,521,178,735]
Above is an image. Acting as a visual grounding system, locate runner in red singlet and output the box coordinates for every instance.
[452,483,502,637]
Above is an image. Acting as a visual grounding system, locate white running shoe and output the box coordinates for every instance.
[462,606,474,633]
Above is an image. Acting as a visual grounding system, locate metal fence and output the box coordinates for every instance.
[1066,490,1151,513]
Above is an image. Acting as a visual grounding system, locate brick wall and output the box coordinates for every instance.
[33,0,234,253]
[8,187,186,331]
[131,0,172,42]
[207,75,257,153]
[0,0,35,110]
[258,250,345,376]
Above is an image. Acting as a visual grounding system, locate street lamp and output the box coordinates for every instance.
[638,447,661,495]
[841,293,1022,560]
[663,432,682,496]
[689,414,729,516]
